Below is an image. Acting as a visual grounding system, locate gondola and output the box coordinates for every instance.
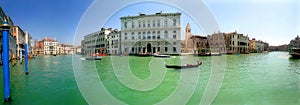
[165,61,202,69]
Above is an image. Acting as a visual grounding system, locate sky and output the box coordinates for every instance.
[0,0,299,46]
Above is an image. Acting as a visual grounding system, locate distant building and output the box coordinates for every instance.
[208,32,226,53]
[34,37,57,55]
[43,37,57,55]
[182,23,194,53]
[182,23,208,54]
[107,29,121,55]
[224,31,249,54]
[269,45,288,52]
[82,28,112,55]
[120,12,182,55]
[249,38,265,53]
[191,35,208,54]
[74,46,82,54]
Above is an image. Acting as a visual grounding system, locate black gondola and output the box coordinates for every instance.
[165,61,202,69]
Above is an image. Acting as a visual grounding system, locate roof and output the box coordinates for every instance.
[39,37,57,42]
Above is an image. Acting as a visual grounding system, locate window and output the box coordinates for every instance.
[164,31,168,39]
[138,22,141,28]
[124,22,127,28]
[157,20,160,27]
[158,47,160,51]
[165,42,168,45]
[165,47,168,52]
[143,21,145,28]
[152,20,156,27]
[173,19,176,26]
[132,36,134,40]
[173,31,176,39]
[173,47,176,52]
[158,42,160,46]
[148,20,150,27]
[138,32,141,39]
[132,22,134,28]
[173,42,176,45]
[164,20,168,27]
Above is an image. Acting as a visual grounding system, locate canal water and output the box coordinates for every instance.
[0,52,299,105]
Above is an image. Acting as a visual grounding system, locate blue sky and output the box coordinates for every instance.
[0,0,93,44]
[0,0,299,46]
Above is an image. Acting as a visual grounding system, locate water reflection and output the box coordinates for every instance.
[288,57,300,75]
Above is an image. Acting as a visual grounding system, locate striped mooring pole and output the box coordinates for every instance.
[1,20,12,102]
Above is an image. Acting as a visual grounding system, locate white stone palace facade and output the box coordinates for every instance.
[120,12,182,55]
[82,28,112,55]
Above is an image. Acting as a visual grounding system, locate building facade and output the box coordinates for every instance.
[207,32,226,53]
[224,31,249,54]
[82,28,112,55]
[107,29,121,55]
[191,35,208,54]
[120,12,182,55]
[182,23,194,53]
[0,7,17,60]
[43,37,57,55]
[33,37,57,55]
[12,26,25,59]
[249,38,265,53]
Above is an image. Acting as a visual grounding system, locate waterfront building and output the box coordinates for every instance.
[12,26,25,59]
[82,28,112,55]
[56,44,75,55]
[0,7,17,60]
[43,37,58,55]
[12,26,33,58]
[120,12,182,55]
[34,37,57,55]
[74,46,82,54]
[182,23,194,53]
[191,35,208,54]
[107,29,121,55]
[63,44,74,54]
[56,44,64,54]
[263,42,269,51]
[289,35,300,49]
[269,44,288,52]
[182,23,208,54]
[33,39,43,55]
[249,38,265,53]
[207,32,226,53]
[224,31,249,54]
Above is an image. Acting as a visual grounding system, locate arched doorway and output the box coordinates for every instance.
[147,43,151,53]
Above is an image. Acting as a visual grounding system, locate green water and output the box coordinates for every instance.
[0,52,299,105]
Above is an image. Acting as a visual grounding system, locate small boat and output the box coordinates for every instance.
[136,53,151,57]
[153,54,170,58]
[197,52,221,56]
[165,61,202,69]
[53,54,57,56]
[85,56,102,60]
[290,48,300,58]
